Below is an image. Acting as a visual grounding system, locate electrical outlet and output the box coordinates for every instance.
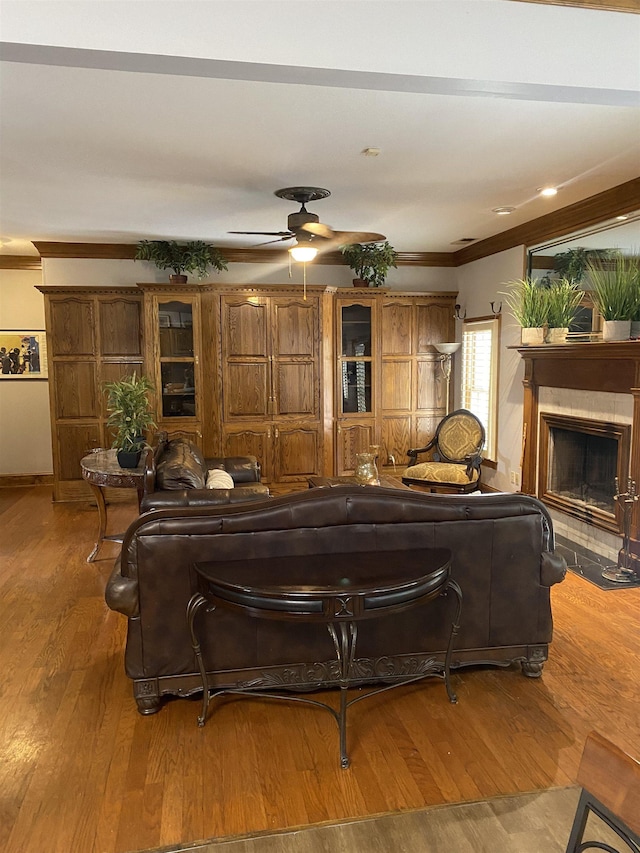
[510,470,521,487]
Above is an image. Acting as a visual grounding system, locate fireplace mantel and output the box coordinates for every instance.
[517,340,640,560]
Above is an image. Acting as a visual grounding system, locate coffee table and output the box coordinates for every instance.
[308,474,411,490]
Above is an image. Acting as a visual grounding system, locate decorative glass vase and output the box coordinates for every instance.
[354,452,379,485]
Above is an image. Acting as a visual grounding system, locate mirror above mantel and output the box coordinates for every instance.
[527,211,640,337]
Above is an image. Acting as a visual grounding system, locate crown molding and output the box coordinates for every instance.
[28,177,640,269]
[508,0,640,12]
[0,255,42,270]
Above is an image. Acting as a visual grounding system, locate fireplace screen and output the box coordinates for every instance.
[540,413,630,534]
[548,428,617,513]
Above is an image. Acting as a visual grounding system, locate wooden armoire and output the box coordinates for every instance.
[39,282,457,500]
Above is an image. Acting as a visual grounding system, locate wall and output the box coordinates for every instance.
[454,246,528,493]
[0,255,457,476]
[0,268,53,476]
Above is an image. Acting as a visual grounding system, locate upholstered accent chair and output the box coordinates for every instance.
[402,409,485,494]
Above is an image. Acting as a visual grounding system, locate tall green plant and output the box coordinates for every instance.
[501,277,549,328]
[105,372,156,451]
[586,250,638,321]
[135,240,228,279]
[546,278,585,329]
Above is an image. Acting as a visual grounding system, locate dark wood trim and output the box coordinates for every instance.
[508,0,640,12]
[0,255,42,270]
[29,178,640,268]
[0,473,53,487]
[453,178,640,265]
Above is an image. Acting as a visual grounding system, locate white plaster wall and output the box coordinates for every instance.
[454,246,528,493]
[0,269,53,476]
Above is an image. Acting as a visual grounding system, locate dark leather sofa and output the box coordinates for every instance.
[106,485,567,715]
[140,432,269,512]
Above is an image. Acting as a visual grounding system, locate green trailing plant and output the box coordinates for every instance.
[501,277,549,328]
[546,278,585,329]
[586,250,638,321]
[105,372,156,452]
[135,240,228,279]
[340,241,399,287]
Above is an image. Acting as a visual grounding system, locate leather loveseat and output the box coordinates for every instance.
[140,432,269,512]
[106,485,567,715]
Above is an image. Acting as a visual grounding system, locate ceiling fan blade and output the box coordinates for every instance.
[228,231,293,237]
[333,230,386,245]
[254,236,294,246]
[300,222,335,240]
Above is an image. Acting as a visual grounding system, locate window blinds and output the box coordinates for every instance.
[462,318,499,461]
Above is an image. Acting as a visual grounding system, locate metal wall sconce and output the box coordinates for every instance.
[454,304,466,320]
[434,342,461,414]
[490,301,502,316]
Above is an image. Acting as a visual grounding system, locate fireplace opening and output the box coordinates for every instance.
[539,413,630,534]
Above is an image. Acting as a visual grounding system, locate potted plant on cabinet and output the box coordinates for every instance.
[502,277,549,345]
[135,240,228,283]
[545,278,585,343]
[586,250,638,341]
[340,241,399,287]
[105,372,157,468]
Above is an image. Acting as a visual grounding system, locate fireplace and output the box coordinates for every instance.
[539,414,630,534]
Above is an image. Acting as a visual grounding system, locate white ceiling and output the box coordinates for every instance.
[1,1,639,257]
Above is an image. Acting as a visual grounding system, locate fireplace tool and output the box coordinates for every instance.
[602,477,639,584]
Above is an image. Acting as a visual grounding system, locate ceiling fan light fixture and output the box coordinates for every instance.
[289,245,318,262]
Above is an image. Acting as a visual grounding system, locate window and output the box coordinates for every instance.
[461,317,500,462]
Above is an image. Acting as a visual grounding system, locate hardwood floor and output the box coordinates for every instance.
[1,485,639,853]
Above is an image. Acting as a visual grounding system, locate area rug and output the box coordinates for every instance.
[556,537,640,590]
[134,785,624,853]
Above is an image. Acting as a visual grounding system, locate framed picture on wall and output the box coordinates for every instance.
[0,330,48,379]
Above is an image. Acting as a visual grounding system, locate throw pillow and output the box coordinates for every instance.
[206,469,235,490]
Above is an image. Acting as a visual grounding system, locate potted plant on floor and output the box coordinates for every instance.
[341,241,399,288]
[545,278,585,343]
[135,240,228,284]
[586,250,638,341]
[502,277,549,345]
[105,372,157,468]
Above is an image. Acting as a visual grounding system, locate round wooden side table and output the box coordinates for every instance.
[80,449,145,563]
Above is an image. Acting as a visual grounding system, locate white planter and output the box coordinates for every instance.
[602,319,631,342]
[631,320,640,339]
[545,327,568,344]
[521,327,545,346]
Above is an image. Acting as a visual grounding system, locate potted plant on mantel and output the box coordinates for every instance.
[135,240,228,284]
[340,241,399,288]
[105,372,157,468]
[545,278,585,344]
[502,277,549,345]
[586,250,639,341]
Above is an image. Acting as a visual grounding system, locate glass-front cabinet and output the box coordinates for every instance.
[144,290,203,445]
[336,298,377,474]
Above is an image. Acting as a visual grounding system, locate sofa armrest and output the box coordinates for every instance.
[541,550,567,587]
[105,556,139,617]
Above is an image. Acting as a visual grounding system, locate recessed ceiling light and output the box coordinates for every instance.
[537,186,558,197]
[362,147,381,157]
[616,215,629,221]
[493,206,515,215]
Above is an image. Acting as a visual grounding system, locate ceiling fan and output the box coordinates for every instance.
[229,187,386,259]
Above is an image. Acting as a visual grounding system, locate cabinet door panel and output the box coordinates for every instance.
[276,426,320,479]
[57,424,103,481]
[337,423,375,474]
[225,363,269,417]
[381,360,412,411]
[416,304,455,352]
[273,300,316,357]
[381,417,411,467]
[416,415,442,451]
[417,358,445,411]
[381,303,412,355]
[224,301,268,357]
[55,363,98,418]
[100,362,144,417]
[100,299,142,356]
[50,299,95,356]
[223,428,271,481]
[276,362,316,416]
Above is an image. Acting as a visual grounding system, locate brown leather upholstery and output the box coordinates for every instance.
[141,433,269,512]
[106,486,567,715]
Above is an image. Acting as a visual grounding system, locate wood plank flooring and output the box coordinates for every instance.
[1,485,639,853]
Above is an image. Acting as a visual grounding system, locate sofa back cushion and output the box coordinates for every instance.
[156,438,206,490]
